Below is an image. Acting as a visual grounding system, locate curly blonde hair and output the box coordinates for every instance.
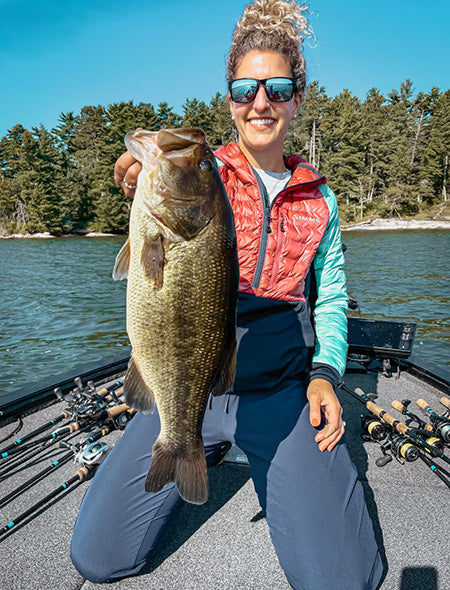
[227,0,313,95]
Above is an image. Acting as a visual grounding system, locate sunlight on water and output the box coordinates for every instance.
[0,231,448,396]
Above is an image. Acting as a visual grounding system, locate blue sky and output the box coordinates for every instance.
[1,0,449,137]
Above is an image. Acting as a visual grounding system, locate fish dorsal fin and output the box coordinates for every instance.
[112,238,131,280]
[210,337,237,396]
[123,356,155,412]
[142,234,165,289]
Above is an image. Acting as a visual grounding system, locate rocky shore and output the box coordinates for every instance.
[0,231,116,239]
[2,219,450,239]
[341,218,450,231]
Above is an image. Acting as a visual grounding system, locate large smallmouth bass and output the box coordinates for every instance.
[113,128,238,504]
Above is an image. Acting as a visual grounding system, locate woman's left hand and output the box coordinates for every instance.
[307,378,345,452]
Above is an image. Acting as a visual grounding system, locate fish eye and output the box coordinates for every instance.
[199,159,213,172]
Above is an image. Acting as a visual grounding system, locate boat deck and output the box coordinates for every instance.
[1,364,449,590]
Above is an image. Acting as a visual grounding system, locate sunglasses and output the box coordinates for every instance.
[228,77,297,103]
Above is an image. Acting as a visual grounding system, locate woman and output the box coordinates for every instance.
[71,1,383,588]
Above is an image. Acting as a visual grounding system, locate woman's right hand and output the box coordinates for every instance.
[114,151,142,198]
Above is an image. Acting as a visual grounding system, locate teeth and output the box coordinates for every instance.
[250,119,274,126]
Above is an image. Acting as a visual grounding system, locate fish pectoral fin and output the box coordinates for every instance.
[112,238,131,280]
[210,337,237,396]
[123,357,155,412]
[142,234,165,289]
[145,441,208,505]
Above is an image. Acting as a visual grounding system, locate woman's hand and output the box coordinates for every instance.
[114,151,142,198]
[307,378,345,452]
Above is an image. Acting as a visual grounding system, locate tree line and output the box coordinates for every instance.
[0,80,448,235]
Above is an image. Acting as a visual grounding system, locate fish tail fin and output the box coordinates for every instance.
[145,441,208,505]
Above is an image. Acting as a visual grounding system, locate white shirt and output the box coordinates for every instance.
[254,167,292,205]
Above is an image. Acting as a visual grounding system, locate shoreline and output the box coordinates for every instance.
[0,231,117,240]
[341,218,450,231]
[1,219,450,239]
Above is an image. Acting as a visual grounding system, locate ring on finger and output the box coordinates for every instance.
[123,180,136,190]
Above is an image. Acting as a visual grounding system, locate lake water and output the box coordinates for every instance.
[0,231,448,396]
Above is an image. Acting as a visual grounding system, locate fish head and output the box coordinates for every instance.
[126,128,226,239]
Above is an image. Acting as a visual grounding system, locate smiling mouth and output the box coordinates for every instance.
[249,118,275,126]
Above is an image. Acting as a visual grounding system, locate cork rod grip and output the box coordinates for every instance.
[416,398,432,412]
[440,396,450,411]
[366,401,408,435]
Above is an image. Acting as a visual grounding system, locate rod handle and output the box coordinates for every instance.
[106,403,130,418]
[76,466,91,481]
[366,401,408,435]
[440,396,450,411]
[416,398,432,412]
[391,400,404,413]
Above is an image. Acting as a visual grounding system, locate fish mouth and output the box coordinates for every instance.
[157,128,209,169]
[157,128,206,152]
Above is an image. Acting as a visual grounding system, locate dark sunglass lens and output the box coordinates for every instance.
[231,79,257,103]
[266,78,294,102]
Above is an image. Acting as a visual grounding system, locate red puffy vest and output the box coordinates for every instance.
[214,142,330,302]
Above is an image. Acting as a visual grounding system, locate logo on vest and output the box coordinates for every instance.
[293,214,321,223]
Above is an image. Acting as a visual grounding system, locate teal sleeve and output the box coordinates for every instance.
[311,184,348,377]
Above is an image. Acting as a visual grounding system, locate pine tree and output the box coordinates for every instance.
[359,88,390,215]
[321,89,365,221]
[383,80,419,217]
[419,89,450,206]
[285,81,330,167]
[156,102,182,129]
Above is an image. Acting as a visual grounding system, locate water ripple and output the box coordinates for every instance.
[1,232,449,396]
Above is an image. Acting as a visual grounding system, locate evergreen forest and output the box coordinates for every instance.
[0,79,449,235]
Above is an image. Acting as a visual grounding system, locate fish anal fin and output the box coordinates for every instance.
[123,357,155,412]
[142,235,165,289]
[210,337,237,397]
[145,441,208,505]
[112,238,131,280]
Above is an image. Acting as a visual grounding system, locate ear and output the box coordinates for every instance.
[228,93,236,121]
[291,92,303,120]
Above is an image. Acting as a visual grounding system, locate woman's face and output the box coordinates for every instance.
[228,49,302,170]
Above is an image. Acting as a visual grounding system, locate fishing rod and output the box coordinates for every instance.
[0,413,69,457]
[440,396,450,412]
[0,417,23,445]
[416,398,450,444]
[0,427,112,509]
[0,391,128,462]
[360,415,450,490]
[0,378,124,460]
[355,398,450,491]
[390,400,445,452]
[0,402,133,479]
[0,440,111,539]
[0,428,86,480]
[0,405,135,506]
[340,385,450,466]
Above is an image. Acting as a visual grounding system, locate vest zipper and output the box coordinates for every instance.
[251,170,271,289]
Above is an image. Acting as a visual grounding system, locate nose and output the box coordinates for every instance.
[253,84,270,111]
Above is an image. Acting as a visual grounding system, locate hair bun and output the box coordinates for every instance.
[233,0,313,48]
[227,0,313,94]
